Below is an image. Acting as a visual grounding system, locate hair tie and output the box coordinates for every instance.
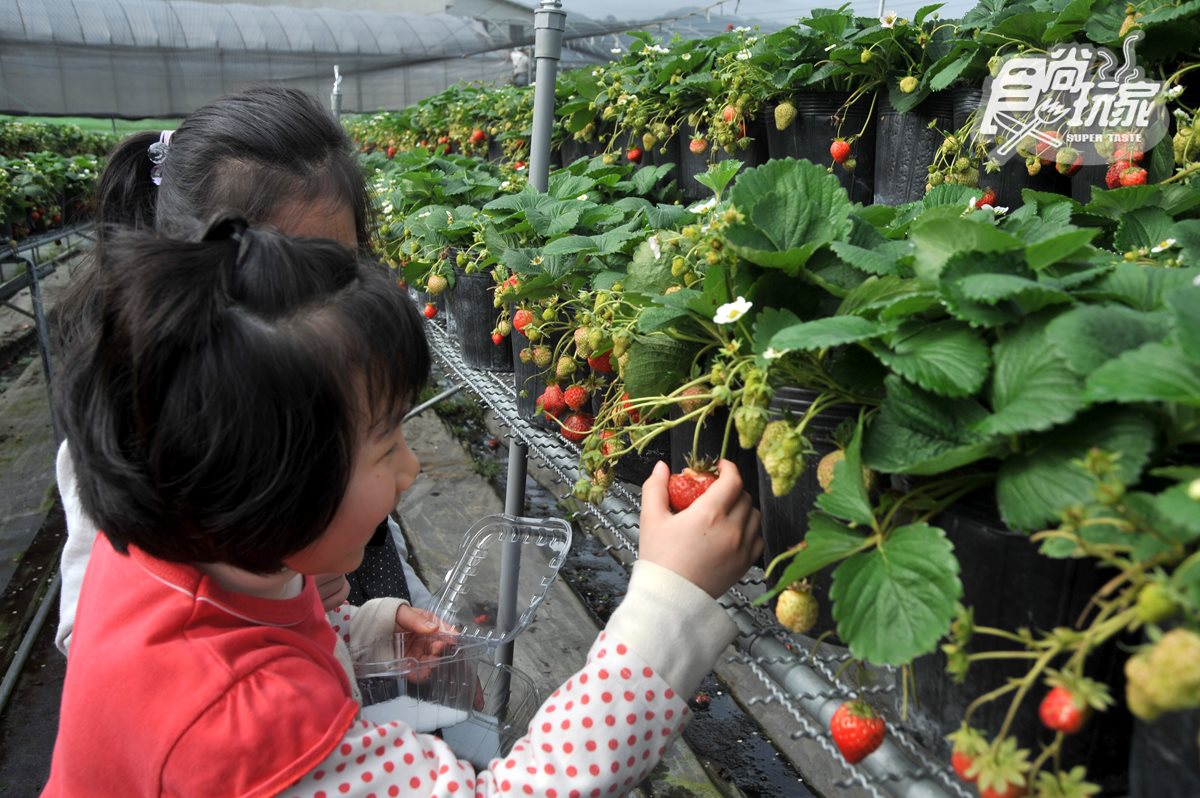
[148,130,173,186]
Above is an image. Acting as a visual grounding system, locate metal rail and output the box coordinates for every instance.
[424,319,969,798]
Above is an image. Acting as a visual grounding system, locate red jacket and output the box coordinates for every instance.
[43,536,359,798]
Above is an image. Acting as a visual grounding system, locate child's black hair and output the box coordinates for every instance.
[58,86,373,357]
[56,214,429,573]
[94,85,371,246]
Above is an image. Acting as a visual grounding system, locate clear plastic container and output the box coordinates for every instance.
[352,514,572,765]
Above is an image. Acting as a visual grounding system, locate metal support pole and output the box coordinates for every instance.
[495,0,565,685]
[528,0,566,193]
[330,64,343,120]
[19,253,60,443]
[403,381,465,422]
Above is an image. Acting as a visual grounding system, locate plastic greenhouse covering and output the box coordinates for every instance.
[0,0,521,117]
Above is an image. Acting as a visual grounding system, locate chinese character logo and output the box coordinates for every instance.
[973,32,1169,167]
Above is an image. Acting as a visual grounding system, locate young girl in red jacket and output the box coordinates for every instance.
[43,215,763,797]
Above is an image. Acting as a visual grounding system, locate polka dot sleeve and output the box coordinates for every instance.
[281,630,691,798]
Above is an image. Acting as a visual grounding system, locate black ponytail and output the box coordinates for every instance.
[93,130,162,233]
[58,215,429,573]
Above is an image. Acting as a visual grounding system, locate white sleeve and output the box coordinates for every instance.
[282,564,737,798]
[55,440,101,656]
[388,515,436,611]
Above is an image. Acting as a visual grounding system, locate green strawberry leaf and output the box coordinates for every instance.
[975,317,1085,436]
[1075,262,1200,311]
[759,513,871,598]
[1046,303,1173,376]
[1168,285,1200,357]
[831,523,962,666]
[1155,482,1200,542]
[1085,342,1200,406]
[996,408,1158,531]
[622,335,696,398]
[864,376,1004,475]
[1114,208,1176,253]
[817,412,874,527]
[1024,228,1098,271]
[868,320,991,398]
[693,159,744,199]
[725,159,854,274]
[909,215,1023,285]
[768,316,887,353]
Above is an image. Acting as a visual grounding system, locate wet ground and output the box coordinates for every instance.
[428,376,815,798]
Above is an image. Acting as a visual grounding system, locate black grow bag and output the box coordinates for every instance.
[873,92,957,206]
[447,267,511,372]
[906,498,1131,795]
[764,93,877,205]
[675,116,770,203]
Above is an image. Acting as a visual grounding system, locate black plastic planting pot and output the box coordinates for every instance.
[510,326,564,430]
[906,499,1131,794]
[1129,708,1200,796]
[615,429,671,486]
[558,137,605,166]
[755,387,861,631]
[447,267,511,372]
[764,93,877,205]
[951,88,1062,209]
[668,407,760,506]
[873,93,957,206]
[625,132,680,192]
[675,116,771,203]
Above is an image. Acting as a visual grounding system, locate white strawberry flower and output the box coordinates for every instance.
[1166,84,1185,100]
[762,347,785,360]
[1151,238,1177,253]
[688,197,718,213]
[1189,478,1200,501]
[681,53,692,61]
[611,47,623,54]
[736,49,752,61]
[648,234,662,259]
[734,26,751,33]
[713,296,753,324]
[880,10,899,28]
[499,180,511,190]
[577,193,589,201]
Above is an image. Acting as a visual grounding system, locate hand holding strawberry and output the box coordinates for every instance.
[667,460,718,512]
[637,459,762,598]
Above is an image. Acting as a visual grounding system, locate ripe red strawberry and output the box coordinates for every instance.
[689,137,709,155]
[1120,166,1148,186]
[513,160,526,170]
[1105,162,1125,189]
[512,308,535,333]
[830,701,886,764]
[829,139,851,164]
[1055,148,1083,176]
[470,129,487,145]
[538,384,566,418]
[563,384,589,411]
[951,750,975,782]
[587,350,613,374]
[667,464,717,512]
[721,104,738,124]
[386,145,397,159]
[423,303,437,319]
[491,331,504,346]
[626,147,643,164]
[560,411,593,443]
[978,188,997,207]
[599,429,619,456]
[1038,685,1088,735]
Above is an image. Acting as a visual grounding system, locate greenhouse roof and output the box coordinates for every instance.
[0,0,511,116]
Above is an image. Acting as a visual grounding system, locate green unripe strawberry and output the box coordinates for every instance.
[774,101,797,131]
[556,355,577,380]
[860,48,873,64]
[1136,583,1178,624]
[1126,628,1200,720]
[734,405,768,449]
[899,75,920,94]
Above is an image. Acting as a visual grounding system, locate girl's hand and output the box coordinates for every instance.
[393,605,455,682]
[638,459,763,598]
[315,573,351,611]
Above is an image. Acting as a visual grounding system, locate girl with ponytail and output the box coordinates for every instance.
[43,216,762,798]
[54,86,432,656]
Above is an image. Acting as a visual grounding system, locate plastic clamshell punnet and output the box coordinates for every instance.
[351,514,572,763]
